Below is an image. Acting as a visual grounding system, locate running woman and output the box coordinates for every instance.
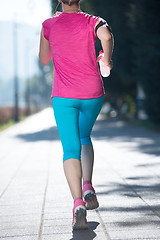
[39,0,114,230]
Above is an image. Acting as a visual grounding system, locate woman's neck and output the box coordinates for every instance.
[62,3,81,13]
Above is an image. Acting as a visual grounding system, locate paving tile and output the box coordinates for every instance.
[0,235,37,240]
[0,109,160,240]
[108,229,160,239]
[42,231,106,240]
[0,227,38,238]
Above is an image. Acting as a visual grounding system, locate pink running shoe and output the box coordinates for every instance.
[72,198,88,230]
[83,183,99,210]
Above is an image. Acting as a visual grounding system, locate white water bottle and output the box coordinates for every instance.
[97,51,110,77]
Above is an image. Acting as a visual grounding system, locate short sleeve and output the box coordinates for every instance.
[91,15,100,38]
[90,15,110,38]
[42,20,50,40]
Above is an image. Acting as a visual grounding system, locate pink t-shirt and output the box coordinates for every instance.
[42,11,105,99]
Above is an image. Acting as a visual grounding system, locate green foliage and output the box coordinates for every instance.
[88,0,137,117]
[132,0,160,123]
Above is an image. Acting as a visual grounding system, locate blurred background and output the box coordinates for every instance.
[0,0,160,130]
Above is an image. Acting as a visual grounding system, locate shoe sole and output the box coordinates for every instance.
[72,206,88,230]
[84,191,99,210]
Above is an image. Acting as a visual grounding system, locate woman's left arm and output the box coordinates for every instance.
[39,28,52,65]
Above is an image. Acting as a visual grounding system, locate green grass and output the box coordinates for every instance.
[0,115,28,132]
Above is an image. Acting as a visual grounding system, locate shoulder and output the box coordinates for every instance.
[42,12,62,25]
[77,12,98,20]
[42,17,52,27]
[94,17,106,28]
[42,13,62,29]
[82,13,105,26]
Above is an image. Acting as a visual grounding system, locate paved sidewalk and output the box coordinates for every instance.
[0,108,160,240]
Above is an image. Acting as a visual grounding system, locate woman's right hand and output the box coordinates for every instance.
[101,57,113,70]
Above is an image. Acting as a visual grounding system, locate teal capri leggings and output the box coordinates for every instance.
[52,95,104,162]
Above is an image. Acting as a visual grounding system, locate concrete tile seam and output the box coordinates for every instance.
[0,158,26,200]
[99,152,160,221]
[0,140,41,201]
[95,209,111,240]
[0,234,38,239]
[111,239,160,240]
[38,158,50,240]
[0,213,43,217]
[118,173,160,220]
[44,217,71,220]
[0,119,50,201]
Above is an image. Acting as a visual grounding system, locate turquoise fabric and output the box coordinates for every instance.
[52,95,104,162]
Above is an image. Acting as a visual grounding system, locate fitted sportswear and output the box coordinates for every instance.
[42,12,106,99]
[52,95,104,162]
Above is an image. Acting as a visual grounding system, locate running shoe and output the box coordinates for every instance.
[83,183,99,210]
[72,198,88,230]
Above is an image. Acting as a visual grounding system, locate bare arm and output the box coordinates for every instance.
[95,18,114,69]
[39,28,52,65]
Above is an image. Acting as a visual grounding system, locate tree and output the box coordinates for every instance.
[132,0,160,123]
[89,0,137,115]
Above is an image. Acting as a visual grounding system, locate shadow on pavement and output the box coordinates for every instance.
[92,117,160,156]
[96,182,160,196]
[16,117,160,156]
[16,126,60,142]
[98,205,160,214]
[95,180,160,228]
[70,221,99,240]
